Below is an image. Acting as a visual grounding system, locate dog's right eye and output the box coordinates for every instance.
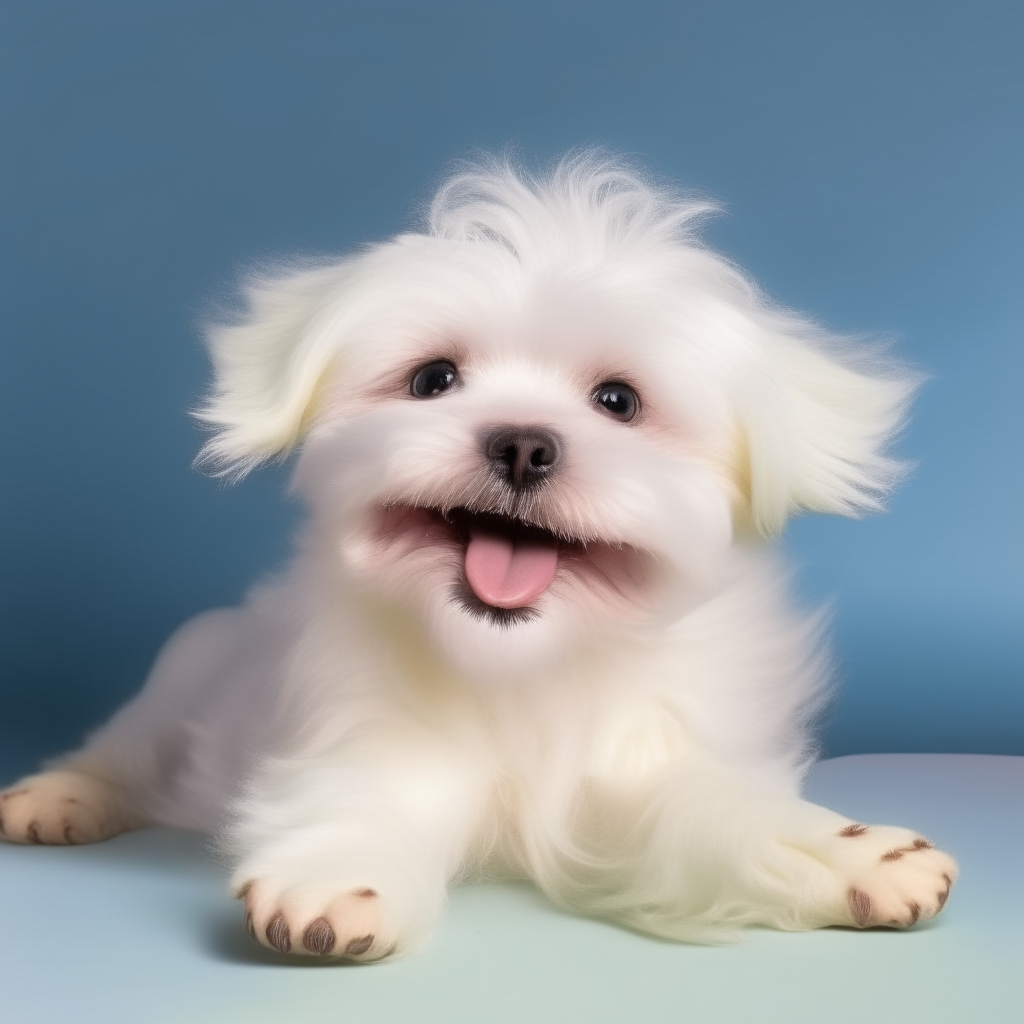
[411,360,459,398]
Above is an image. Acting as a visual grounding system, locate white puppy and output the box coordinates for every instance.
[0,154,956,959]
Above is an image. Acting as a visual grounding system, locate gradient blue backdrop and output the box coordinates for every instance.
[1,0,1021,777]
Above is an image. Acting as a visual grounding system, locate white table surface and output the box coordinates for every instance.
[1,754,1020,1024]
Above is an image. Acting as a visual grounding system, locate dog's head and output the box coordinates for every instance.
[197,154,914,677]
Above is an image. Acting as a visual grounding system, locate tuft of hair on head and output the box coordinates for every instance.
[427,147,720,265]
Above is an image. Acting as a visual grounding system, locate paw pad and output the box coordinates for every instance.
[838,823,869,837]
[937,874,952,909]
[344,934,374,956]
[849,887,872,926]
[302,917,336,955]
[880,837,935,863]
[265,913,291,953]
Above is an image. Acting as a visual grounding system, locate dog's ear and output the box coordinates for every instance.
[734,317,918,537]
[194,263,350,479]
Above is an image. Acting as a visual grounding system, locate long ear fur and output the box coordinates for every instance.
[736,308,919,537]
[194,262,352,479]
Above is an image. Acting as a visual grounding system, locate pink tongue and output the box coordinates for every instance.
[464,530,559,609]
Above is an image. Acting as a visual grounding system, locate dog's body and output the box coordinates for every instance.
[0,155,956,958]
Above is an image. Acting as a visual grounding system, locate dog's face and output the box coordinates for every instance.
[291,256,738,676]
[199,157,912,679]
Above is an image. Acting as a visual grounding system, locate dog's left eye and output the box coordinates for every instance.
[411,360,459,398]
[592,381,639,421]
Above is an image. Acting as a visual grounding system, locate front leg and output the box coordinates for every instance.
[229,729,490,961]
[572,761,958,938]
[699,771,957,934]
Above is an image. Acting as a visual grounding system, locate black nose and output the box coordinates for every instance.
[482,425,563,489]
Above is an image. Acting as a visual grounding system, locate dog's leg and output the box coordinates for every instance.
[570,761,958,938]
[720,789,959,933]
[229,727,492,961]
[724,780,958,934]
[0,607,271,843]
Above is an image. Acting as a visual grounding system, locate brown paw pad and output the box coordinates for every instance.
[838,823,869,838]
[849,888,872,927]
[302,917,336,956]
[881,837,935,863]
[266,913,291,953]
[937,874,953,909]
[344,934,374,956]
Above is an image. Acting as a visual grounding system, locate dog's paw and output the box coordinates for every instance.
[0,770,135,845]
[236,877,397,961]
[829,823,957,928]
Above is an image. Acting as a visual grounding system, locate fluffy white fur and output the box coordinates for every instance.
[0,153,956,958]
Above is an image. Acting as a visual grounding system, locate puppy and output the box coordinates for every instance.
[0,153,956,959]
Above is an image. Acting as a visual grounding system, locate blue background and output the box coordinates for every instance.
[1,0,1021,776]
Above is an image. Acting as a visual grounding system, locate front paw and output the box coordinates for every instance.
[235,877,396,961]
[0,771,136,845]
[833,823,957,929]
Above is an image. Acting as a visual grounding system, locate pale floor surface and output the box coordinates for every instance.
[0,754,1020,1024]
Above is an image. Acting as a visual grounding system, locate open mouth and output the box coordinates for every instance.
[374,504,582,623]
[371,503,648,628]
[444,508,567,613]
